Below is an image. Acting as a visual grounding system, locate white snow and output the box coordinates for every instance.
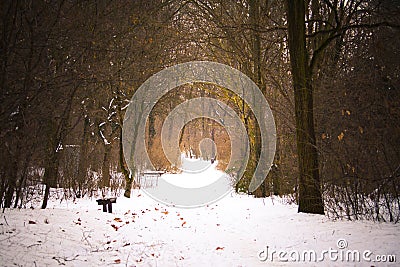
[56,142,63,152]
[109,98,115,109]
[99,130,111,145]
[108,111,116,120]
[162,158,226,188]
[1,169,399,266]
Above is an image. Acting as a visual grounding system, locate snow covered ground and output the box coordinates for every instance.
[1,169,399,266]
[163,157,224,188]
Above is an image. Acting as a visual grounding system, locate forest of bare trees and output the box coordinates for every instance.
[1,0,399,221]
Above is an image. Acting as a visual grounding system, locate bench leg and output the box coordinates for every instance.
[108,202,112,213]
[102,203,107,212]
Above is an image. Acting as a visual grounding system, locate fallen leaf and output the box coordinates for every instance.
[161,211,169,215]
[338,132,344,141]
[114,259,121,263]
[28,220,36,224]
[111,224,119,231]
[181,221,186,227]
[216,246,224,250]
[114,218,123,222]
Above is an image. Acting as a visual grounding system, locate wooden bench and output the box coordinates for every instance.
[96,197,117,213]
[141,170,165,177]
[139,170,165,188]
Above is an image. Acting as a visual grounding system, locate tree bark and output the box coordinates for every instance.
[287,0,324,214]
[41,121,60,209]
[249,0,267,197]
[120,126,132,197]
[77,116,90,196]
[148,112,156,148]
[101,144,111,188]
[115,91,133,198]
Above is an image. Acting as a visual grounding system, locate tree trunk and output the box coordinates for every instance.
[0,177,6,209]
[41,119,60,209]
[101,144,111,188]
[115,90,134,198]
[42,183,51,210]
[124,177,133,198]
[14,154,30,208]
[272,148,281,196]
[120,125,132,198]
[4,185,14,208]
[249,0,267,197]
[287,0,324,214]
[4,153,19,208]
[41,154,59,209]
[77,116,89,195]
[148,112,156,148]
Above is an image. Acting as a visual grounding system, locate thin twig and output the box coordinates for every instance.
[4,216,9,226]
[27,243,41,248]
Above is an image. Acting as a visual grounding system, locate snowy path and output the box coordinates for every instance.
[1,191,399,266]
